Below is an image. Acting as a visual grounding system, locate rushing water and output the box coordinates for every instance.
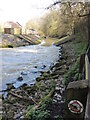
[0,43,60,91]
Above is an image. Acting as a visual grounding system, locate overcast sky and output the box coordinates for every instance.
[0,0,54,26]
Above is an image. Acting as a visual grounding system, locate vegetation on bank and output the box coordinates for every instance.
[25,79,56,120]
[64,34,88,86]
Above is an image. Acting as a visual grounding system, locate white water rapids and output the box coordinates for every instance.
[0,43,60,90]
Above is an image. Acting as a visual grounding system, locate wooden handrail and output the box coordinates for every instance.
[85,46,90,120]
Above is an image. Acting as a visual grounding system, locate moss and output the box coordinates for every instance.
[1,44,14,48]
[54,36,69,45]
[35,39,42,44]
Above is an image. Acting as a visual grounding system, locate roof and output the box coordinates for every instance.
[4,21,22,29]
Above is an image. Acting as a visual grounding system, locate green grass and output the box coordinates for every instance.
[64,34,87,86]
[64,58,80,85]
[26,80,55,120]
[27,98,52,120]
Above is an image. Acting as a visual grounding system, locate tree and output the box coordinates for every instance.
[39,0,90,42]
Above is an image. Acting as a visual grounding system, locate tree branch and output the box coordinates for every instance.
[46,1,61,9]
[9,91,37,104]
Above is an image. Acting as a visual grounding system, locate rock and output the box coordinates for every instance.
[55,87,61,91]
[21,83,27,88]
[20,116,24,119]
[36,76,45,82]
[7,45,13,48]
[61,100,64,103]
[52,75,59,79]
[54,66,62,71]
[6,83,15,90]
[51,70,65,76]
[41,65,46,69]
[34,66,37,68]
[54,93,62,101]
[21,72,27,75]
[17,76,23,81]
[53,99,57,103]
[55,63,60,68]
[7,95,16,102]
[14,113,21,119]
[35,92,38,97]
[39,71,44,74]
[32,71,37,74]
[7,111,14,118]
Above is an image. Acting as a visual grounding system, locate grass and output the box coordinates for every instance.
[26,89,54,120]
[26,98,52,120]
[64,34,87,86]
[26,79,55,119]
[64,58,80,85]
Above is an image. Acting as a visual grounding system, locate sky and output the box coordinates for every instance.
[0,0,54,26]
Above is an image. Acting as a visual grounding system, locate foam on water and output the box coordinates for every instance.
[1,44,60,90]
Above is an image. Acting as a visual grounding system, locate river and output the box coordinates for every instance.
[0,43,60,91]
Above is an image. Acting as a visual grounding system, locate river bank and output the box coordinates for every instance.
[1,35,87,119]
[1,36,71,119]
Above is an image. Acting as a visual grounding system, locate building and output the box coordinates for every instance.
[4,21,22,35]
[26,28,38,35]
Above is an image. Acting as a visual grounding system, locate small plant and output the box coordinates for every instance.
[64,58,80,85]
[73,73,79,81]
[54,115,64,120]
[27,98,52,120]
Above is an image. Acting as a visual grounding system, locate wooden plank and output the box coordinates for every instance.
[85,89,90,120]
[85,52,90,120]
[17,35,34,44]
[55,36,75,46]
[85,55,90,86]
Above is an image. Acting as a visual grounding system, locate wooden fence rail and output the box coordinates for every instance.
[85,46,90,120]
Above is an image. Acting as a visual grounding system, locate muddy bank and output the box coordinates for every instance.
[1,37,78,119]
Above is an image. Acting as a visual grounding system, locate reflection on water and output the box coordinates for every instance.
[0,44,60,90]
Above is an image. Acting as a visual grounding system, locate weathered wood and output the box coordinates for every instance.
[17,35,35,45]
[64,80,88,120]
[79,54,85,74]
[55,36,75,46]
[67,80,88,89]
[85,53,90,120]
[9,91,36,104]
